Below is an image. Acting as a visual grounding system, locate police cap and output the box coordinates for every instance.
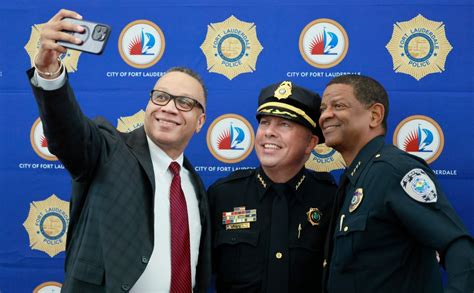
[256,81,324,142]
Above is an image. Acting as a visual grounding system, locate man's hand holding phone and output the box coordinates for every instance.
[34,9,110,79]
[58,18,111,55]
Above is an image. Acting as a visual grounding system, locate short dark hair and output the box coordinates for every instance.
[327,74,389,131]
[165,66,208,103]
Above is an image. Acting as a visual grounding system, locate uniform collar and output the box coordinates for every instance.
[345,135,385,185]
[255,166,307,203]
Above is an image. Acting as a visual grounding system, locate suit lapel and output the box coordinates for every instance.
[125,127,155,192]
[183,157,205,200]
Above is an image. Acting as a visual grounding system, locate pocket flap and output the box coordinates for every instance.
[214,230,259,247]
[335,214,368,237]
[70,258,105,285]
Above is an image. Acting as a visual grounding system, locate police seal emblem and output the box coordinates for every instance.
[401,168,437,203]
[23,194,70,257]
[386,14,453,80]
[200,15,263,80]
[25,24,81,73]
[306,207,322,226]
[117,110,145,132]
[306,143,345,172]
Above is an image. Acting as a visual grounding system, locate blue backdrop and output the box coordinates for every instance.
[1,0,473,291]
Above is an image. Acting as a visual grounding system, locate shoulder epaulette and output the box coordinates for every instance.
[210,168,255,188]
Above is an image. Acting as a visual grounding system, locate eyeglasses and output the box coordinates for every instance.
[150,90,204,112]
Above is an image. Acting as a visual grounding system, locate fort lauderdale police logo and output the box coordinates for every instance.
[117,110,145,132]
[200,15,263,80]
[386,14,452,80]
[393,115,444,164]
[119,20,165,69]
[30,118,58,161]
[305,143,345,172]
[207,114,255,163]
[25,24,81,73]
[299,19,349,69]
[23,194,69,257]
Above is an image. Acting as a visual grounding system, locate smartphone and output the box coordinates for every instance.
[57,18,111,55]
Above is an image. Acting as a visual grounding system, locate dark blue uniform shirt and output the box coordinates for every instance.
[209,167,337,293]
[325,136,474,293]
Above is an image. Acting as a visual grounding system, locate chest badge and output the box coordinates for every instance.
[306,207,322,226]
[222,206,257,230]
[349,188,364,213]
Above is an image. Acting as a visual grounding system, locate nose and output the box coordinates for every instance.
[263,121,278,138]
[319,107,334,126]
[160,98,179,113]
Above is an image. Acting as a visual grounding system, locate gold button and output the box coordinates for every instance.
[276,252,283,259]
[323,259,327,268]
[343,226,349,232]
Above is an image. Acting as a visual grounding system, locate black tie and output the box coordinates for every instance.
[267,183,290,293]
[322,173,349,292]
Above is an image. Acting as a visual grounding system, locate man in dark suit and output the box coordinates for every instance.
[27,9,211,293]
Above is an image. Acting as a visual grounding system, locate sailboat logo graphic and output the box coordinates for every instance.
[129,29,156,55]
[207,114,255,163]
[299,18,349,69]
[217,123,245,150]
[403,124,433,153]
[119,20,165,69]
[393,115,444,164]
[309,27,339,55]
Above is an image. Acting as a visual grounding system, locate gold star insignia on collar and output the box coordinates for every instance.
[257,173,267,188]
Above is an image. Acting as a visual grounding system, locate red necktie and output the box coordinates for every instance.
[169,162,192,293]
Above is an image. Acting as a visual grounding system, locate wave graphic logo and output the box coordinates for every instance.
[207,114,254,163]
[299,18,349,69]
[119,20,165,68]
[393,115,444,164]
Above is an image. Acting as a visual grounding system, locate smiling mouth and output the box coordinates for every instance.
[262,143,281,150]
[322,125,339,131]
[156,118,180,126]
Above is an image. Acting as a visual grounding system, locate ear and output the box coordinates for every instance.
[369,103,384,128]
[195,113,206,133]
[305,133,319,155]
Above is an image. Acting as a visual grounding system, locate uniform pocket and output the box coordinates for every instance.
[332,213,368,271]
[214,230,259,247]
[214,230,260,283]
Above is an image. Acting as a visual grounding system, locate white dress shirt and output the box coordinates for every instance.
[130,136,201,292]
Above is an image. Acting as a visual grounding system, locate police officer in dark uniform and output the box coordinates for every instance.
[319,74,474,293]
[208,81,337,293]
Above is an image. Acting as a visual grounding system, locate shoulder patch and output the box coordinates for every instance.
[400,168,437,203]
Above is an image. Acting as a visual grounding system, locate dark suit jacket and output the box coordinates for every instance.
[28,69,212,293]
